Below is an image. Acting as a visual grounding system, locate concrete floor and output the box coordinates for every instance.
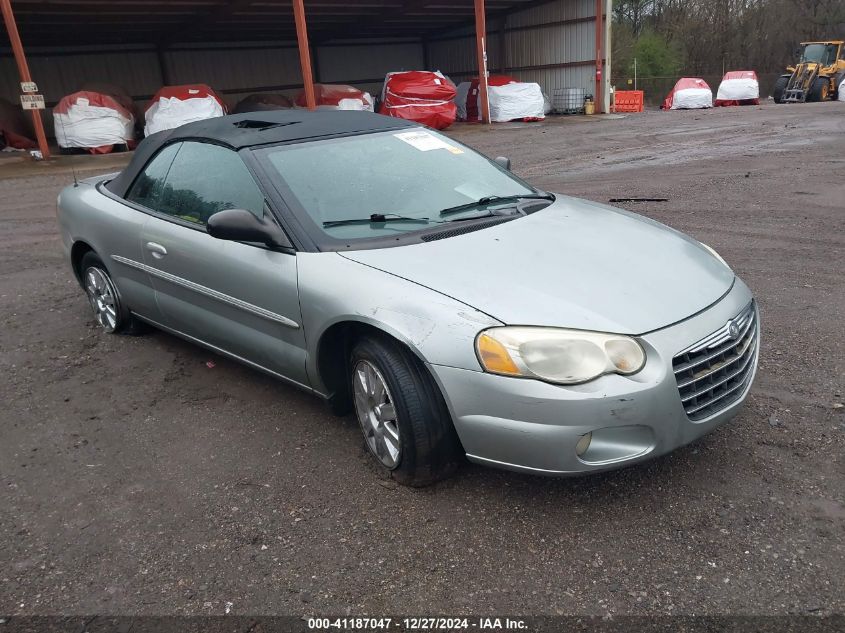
[0,104,843,616]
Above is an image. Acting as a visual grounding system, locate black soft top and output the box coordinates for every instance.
[106,110,417,197]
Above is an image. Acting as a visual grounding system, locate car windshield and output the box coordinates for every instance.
[801,43,837,65]
[258,129,536,241]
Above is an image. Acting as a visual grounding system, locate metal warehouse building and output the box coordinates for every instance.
[2,0,611,156]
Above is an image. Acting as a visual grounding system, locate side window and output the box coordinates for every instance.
[126,143,181,209]
[157,142,265,225]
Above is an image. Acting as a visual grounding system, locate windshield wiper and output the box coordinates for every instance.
[439,193,555,217]
[322,213,433,228]
[446,210,521,223]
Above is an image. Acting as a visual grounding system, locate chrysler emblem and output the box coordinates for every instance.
[727,320,740,340]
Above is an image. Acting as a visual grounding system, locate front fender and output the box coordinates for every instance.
[296,252,501,392]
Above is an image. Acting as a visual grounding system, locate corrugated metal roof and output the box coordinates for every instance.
[3,0,567,46]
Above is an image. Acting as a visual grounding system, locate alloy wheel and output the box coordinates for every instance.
[84,267,119,332]
[353,360,401,469]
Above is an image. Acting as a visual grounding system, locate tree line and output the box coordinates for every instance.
[611,0,845,80]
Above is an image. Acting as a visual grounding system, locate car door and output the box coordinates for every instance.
[105,142,185,322]
[138,140,310,389]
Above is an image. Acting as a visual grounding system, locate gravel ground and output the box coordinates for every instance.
[0,103,843,617]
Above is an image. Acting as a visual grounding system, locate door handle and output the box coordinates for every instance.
[145,242,167,259]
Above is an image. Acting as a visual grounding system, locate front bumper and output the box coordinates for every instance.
[429,280,759,475]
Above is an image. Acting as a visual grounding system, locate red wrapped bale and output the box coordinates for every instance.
[457,75,545,122]
[662,78,713,110]
[715,71,760,107]
[53,89,136,154]
[379,71,457,130]
[145,84,227,136]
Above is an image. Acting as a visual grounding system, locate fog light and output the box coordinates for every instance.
[575,432,592,457]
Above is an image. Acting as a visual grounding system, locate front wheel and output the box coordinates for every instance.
[350,335,461,486]
[772,76,789,103]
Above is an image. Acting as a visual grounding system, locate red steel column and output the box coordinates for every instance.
[594,0,603,113]
[1,0,50,159]
[474,0,490,124]
[292,0,316,110]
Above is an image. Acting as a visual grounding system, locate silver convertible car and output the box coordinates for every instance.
[57,110,759,486]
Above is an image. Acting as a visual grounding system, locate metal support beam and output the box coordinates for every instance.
[292,0,316,110]
[474,0,490,124]
[595,0,603,113]
[1,0,50,159]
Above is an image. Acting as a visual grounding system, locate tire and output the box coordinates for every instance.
[772,76,789,104]
[79,252,146,335]
[349,335,461,486]
[807,77,829,103]
[835,72,845,100]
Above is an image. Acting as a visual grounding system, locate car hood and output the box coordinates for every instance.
[340,196,735,335]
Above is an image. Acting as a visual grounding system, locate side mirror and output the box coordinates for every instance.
[207,208,291,248]
[495,156,512,171]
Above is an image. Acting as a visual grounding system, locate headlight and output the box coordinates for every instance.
[475,327,646,385]
[701,242,729,268]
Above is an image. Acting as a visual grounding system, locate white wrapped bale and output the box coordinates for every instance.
[489,83,546,122]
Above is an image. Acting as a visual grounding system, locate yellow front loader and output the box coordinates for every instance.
[773,41,845,103]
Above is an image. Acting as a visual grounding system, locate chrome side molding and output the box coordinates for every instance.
[111,255,300,329]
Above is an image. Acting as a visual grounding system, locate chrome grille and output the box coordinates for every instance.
[672,301,758,421]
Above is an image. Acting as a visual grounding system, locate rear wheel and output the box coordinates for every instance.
[80,252,145,334]
[835,72,845,100]
[772,76,789,103]
[807,77,830,102]
[350,335,461,486]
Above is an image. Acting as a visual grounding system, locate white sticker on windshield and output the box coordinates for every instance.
[394,131,463,154]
